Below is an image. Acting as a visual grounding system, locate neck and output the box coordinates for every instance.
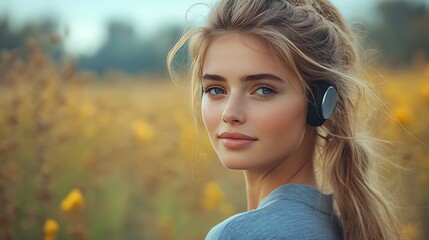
[243,128,317,210]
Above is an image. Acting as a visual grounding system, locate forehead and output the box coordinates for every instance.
[202,32,301,86]
[208,32,270,55]
[203,33,276,72]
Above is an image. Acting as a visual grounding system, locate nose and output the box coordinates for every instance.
[222,93,246,124]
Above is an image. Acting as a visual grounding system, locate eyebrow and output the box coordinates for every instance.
[201,73,284,82]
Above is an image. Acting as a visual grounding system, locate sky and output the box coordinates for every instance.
[0,0,376,56]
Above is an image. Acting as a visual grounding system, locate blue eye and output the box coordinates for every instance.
[204,86,226,96]
[254,86,275,96]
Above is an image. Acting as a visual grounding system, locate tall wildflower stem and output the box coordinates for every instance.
[27,40,56,224]
[0,49,21,240]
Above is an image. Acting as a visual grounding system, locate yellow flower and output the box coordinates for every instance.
[424,64,429,78]
[80,102,95,119]
[61,188,84,213]
[131,119,154,141]
[393,106,412,124]
[420,83,429,102]
[44,218,59,240]
[202,181,224,211]
[180,125,197,155]
[181,125,196,143]
[401,223,419,240]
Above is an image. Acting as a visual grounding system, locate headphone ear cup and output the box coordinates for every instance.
[306,81,337,126]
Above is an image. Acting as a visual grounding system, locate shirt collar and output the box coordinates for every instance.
[257,184,334,215]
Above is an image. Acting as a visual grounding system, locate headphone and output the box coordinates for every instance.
[306,80,337,126]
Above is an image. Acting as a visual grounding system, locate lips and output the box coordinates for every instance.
[218,132,257,149]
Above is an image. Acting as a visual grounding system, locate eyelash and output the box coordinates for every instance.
[202,85,277,97]
[203,85,226,96]
[254,85,277,97]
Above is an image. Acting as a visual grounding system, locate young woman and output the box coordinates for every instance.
[168,0,401,239]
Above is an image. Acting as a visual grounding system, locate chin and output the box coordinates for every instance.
[219,158,255,170]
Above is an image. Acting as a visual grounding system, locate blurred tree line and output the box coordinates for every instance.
[0,0,428,75]
[78,21,185,74]
[0,16,63,59]
[369,0,429,66]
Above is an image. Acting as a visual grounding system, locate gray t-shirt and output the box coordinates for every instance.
[205,184,343,240]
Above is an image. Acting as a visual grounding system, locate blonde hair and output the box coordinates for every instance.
[167,0,401,239]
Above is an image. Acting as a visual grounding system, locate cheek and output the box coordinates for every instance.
[201,100,221,135]
[258,99,306,143]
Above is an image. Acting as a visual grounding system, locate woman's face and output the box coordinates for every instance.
[201,33,308,170]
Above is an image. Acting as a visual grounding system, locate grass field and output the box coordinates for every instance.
[0,43,428,239]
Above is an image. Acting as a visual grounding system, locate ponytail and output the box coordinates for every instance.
[322,98,401,239]
[308,1,402,238]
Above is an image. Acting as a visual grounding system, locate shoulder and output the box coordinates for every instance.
[205,212,247,240]
[205,199,343,240]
